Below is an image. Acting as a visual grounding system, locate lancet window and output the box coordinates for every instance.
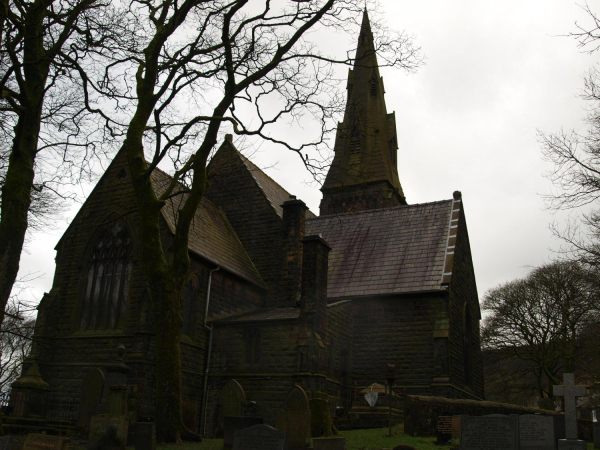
[80,220,132,330]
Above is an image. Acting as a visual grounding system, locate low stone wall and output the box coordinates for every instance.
[403,395,559,437]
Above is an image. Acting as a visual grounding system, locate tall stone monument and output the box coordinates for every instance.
[554,373,587,450]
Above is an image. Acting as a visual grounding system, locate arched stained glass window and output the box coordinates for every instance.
[80,220,132,330]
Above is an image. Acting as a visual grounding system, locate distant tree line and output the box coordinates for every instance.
[483,4,600,407]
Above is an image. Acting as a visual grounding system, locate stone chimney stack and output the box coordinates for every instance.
[300,234,331,338]
[280,196,307,308]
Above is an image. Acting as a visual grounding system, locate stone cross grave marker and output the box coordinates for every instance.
[459,414,519,450]
[519,414,555,450]
[284,384,311,450]
[554,373,587,449]
[22,434,66,450]
[76,367,105,429]
[233,424,286,450]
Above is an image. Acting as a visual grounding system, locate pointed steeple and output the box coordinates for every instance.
[320,10,406,216]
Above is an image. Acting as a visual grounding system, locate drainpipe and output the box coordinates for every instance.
[200,265,220,436]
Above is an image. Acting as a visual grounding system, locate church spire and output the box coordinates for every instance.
[320,10,406,216]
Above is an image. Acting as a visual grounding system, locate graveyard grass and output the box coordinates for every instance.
[58,425,598,450]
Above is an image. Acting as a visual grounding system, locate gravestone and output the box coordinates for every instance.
[233,424,287,450]
[313,436,347,450]
[223,416,264,448]
[22,434,66,450]
[0,436,13,450]
[593,421,600,449]
[219,380,246,430]
[108,385,128,416]
[459,414,519,450]
[76,368,105,429]
[135,422,156,450]
[88,414,129,449]
[182,398,198,432]
[451,415,461,439]
[284,384,311,450]
[436,413,452,444]
[519,414,555,450]
[554,373,587,450]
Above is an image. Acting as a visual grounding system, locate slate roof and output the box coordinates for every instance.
[305,200,453,298]
[151,169,265,288]
[210,307,301,324]
[241,155,317,219]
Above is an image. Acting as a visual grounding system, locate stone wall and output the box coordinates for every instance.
[324,300,353,409]
[404,394,595,441]
[403,394,560,437]
[205,140,284,305]
[319,181,402,216]
[447,202,484,399]
[350,293,446,395]
[31,148,266,421]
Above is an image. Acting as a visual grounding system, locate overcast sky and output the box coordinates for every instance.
[16,0,600,309]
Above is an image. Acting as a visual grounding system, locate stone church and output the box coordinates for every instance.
[19,11,483,434]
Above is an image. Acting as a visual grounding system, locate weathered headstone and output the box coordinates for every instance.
[554,373,587,450]
[223,416,264,448]
[593,421,600,449]
[88,414,129,449]
[182,398,198,432]
[0,436,13,450]
[451,415,461,439]
[459,414,519,450]
[76,368,105,429]
[436,413,452,444]
[519,414,556,450]
[219,380,246,429]
[284,384,311,450]
[108,385,128,416]
[22,434,66,450]
[135,422,156,450]
[233,424,286,450]
[313,436,347,450]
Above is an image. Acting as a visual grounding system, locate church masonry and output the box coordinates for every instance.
[17,10,484,433]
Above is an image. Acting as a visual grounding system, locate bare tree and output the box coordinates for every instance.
[81,0,421,442]
[539,4,600,265]
[482,261,600,400]
[0,0,125,333]
[0,296,35,393]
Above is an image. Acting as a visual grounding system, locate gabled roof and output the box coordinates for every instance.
[151,169,265,288]
[305,199,453,298]
[241,156,317,219]
[211,138,316,219]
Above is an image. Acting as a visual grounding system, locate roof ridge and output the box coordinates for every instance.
[308,198,454,220]
[240,153,293,200]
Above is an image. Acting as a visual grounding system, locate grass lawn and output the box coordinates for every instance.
[151,425,598,449]
[138,425,450,449]
[34,425,597,449]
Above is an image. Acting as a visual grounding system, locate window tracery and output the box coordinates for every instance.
[80,220,132,330]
